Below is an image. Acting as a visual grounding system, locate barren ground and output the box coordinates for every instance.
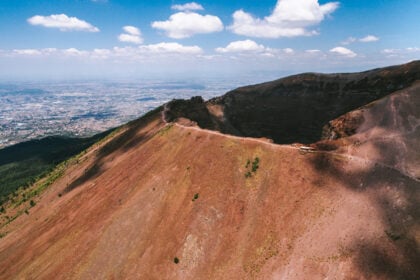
[0,65,419,279]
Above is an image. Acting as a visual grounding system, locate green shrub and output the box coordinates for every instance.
[192,193,199,201]
[174,257,179,264]
[252,157,260,172]
[245,157,260,178]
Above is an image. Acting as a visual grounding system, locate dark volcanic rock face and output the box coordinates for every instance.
[163,61,420,144]
[163,96,219,130]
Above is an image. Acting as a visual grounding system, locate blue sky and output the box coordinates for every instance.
[0,0,419,80]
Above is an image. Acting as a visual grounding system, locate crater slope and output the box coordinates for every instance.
[165,61,420,144]
[0,61,419,280]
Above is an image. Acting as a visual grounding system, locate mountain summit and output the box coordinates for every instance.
[0,61,419,279]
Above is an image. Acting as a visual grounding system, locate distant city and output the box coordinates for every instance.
[0,78,265,148]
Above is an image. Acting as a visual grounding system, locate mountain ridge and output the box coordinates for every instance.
[0,61,419,279]
[163,60,420,144]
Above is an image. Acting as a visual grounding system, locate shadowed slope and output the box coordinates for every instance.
[320,81,420,179]
[164,60,420,144]
[0,131,113,203]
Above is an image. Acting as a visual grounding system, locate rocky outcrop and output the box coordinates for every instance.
[163,96,220,130]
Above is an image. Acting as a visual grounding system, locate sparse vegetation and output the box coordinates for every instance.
[244,157,260,178]
[0,143,101,228]
[0,131,113,206]
[252,157,260,172]
[158,124,173,136]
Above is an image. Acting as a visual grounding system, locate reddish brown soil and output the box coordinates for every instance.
[0,68,419,279]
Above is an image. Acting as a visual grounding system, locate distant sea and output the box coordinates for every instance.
[0,76,278,148]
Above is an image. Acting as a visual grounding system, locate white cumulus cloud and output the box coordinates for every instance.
[151,12,223,39]
[27,14,99,32]
[406,47,420,52]
[216,40,266,53]
[8,42,203,61]
[330,46,356,57]
[10,48,59,57]
[172,2,204,11]
[139,42,203,54]
[13,49,42,56]
[229,0,339,38]
[123,26,141,36]
[381,47,420,56]
[118,34,143,44]
[92,48,112,58]
[216,41,297,59]
[341,37,356,45]
[382,49,398,54]
[359,35,379,42]
[283,48,294,54]
[118,26,143,44]
[342,35,379,45]
[63,48,88,56]
[305,49,321,53]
